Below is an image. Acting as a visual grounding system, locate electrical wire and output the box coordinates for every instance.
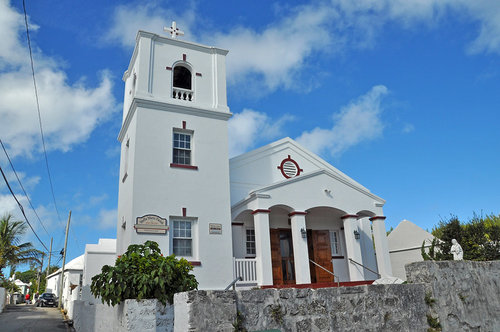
[0,164,49,252]
[22,0,63,227]
[0,139,51,238]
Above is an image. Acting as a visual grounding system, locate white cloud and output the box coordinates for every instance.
[103,3,196,48]
[228,109,294,157]
[0,0,118,158]
[104,1,500,95]
[0,193,57,247]
[211,5,336,92]
[332,0,500,54]
[97,208,117,230]
[296,85,389,156]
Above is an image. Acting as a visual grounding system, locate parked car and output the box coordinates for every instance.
[36,293,57,307]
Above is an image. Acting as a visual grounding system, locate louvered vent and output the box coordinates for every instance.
[278,155,303,179]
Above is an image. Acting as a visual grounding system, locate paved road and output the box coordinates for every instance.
[0,303,69,332]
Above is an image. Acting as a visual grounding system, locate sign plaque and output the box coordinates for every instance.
[209,223,222,235]
[134,214,169,234]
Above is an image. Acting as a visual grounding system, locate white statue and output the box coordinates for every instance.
[450,239,463,260]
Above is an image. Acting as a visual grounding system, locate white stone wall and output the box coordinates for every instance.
[73,299,173,332]
[0,287,5,313]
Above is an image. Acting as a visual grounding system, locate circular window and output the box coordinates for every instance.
[278,155,303,179]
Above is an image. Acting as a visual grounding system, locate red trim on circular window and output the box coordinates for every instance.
[277,155,303,179]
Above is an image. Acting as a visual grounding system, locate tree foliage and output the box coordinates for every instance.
[0,214,42,273]
[0,278,19,293]
[426,214,500,261]
[90,241,198,306]
[421,238,439,261]
[15,269,37,283]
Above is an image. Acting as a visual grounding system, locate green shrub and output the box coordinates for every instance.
[90,240,197,306]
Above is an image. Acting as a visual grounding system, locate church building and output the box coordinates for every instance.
[116,26,393,290]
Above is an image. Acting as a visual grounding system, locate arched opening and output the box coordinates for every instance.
[173,66,192,90]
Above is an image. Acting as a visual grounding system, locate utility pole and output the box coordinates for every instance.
[37,253,44,293]
[58,211,71,309]
[46,237,53,279]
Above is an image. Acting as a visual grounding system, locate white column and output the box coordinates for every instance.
[359,217,378,280]
[371,216,393,277]
[252,209,273,286]
[289,212,311,284]
[341,215,364,281]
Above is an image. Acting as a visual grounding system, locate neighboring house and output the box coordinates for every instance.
[111,28,394,290]
[80,238,116,304]
[8,278,31,304]
[12,279,30,295]
[46,254,83,317]
[387,219,435,280]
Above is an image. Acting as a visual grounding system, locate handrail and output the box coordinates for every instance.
[225,276,243,291]
[309,259,340,288]
[348,258,381,278]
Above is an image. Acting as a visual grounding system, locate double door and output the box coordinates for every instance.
[270,228,334,285]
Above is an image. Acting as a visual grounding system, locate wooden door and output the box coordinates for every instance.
[311,230,334,283]
[279,230,295,284]
[307,230,317,283]
[270,229,283,285]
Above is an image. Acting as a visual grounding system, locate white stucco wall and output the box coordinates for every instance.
[82,239,117,303]
[116,31,234,290]
[45,274,59,295]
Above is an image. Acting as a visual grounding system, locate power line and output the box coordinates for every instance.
[0,164,49,252]
[0,139,51,238]
[22,0,63,226]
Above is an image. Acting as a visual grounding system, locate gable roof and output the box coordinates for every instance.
[388,220,436,251]
[47,254,84,279]
[231,138,368,190]
[230,137,381,207]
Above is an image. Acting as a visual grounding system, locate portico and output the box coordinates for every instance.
[230,139,393,287]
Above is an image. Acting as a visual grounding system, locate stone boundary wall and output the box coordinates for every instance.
[72,261,500,331]
[406,260,500,331]
[174,285,428,331]
[73,299,173,332]
[174,261,500,331]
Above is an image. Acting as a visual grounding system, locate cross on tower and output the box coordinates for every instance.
[163,21,184,39]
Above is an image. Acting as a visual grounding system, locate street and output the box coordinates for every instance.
[0,303,69,332]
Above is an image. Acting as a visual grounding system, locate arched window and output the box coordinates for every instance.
[173,66,192,90]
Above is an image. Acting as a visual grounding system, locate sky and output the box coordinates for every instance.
[1,0,499,271]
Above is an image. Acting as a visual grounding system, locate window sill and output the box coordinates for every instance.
[332,256,345,259]
[170,163,198,170]
[189,261,201,266]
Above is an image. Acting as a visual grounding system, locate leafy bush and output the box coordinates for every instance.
[430,214,500,261]
[90,241,198,306]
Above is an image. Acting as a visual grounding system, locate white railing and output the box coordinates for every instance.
[233,258,257,283]
[172,87,193,101]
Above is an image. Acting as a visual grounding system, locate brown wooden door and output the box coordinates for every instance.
[270,229,283,285]
[279,230,295,284]
[311,230,334,283]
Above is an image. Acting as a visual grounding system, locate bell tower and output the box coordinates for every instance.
[116,23,233,289]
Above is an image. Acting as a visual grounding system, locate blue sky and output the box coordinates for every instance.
[1,0,499,270]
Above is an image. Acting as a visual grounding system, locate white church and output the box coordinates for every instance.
[109,26,394,291]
